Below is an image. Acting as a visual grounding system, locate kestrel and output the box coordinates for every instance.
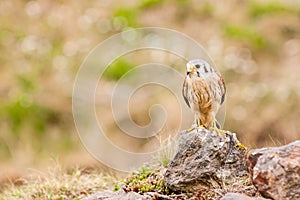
[182,59,226,129]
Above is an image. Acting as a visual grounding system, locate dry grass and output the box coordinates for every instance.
[1,0,300,193]
[0,162,118,200]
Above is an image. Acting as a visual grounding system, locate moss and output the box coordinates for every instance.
[115,166,169,195]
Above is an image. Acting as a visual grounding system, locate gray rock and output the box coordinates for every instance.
[221,193,269,200]
[164,128,248,192]
[246,140,300,200]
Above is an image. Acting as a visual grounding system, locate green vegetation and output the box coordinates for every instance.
[155,136,176,168]
[3,98,57,134]
[103,59,135,80]
[175,0,191,3]
[115,166,169,194]
[249,1,299,18]
[113,7,139,28]
[201,3,215,17]
[138,0,165,9]
[223,24,266,48]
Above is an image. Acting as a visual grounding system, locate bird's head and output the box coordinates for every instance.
[186,59,212,77]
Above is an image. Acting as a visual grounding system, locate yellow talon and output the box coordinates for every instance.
[236,141,246,149]
[210,127,227,136]
[197,125,205,129]
[187,127,196,132]
[187,125,204,132]
[210,121,226,136]
[187,117,206,132]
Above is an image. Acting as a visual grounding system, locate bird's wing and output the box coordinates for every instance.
[182,77,190,108]
[218,74,226,105]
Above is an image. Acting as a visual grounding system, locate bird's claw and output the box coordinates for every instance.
[210,126,227,137]
[236,141,246,149]
[187,125,205,132]
[187,127,195,132]
[210,127,247,149]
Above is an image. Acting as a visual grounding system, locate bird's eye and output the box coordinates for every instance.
[195,64,200,69]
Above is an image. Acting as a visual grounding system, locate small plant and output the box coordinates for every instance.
[114,166,169,194]
[154,134,177,168]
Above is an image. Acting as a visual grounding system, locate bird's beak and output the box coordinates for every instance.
[187,65,194,75]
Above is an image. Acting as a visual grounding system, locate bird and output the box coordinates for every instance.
[182,59,226,130]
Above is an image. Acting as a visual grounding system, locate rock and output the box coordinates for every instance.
[246,140,300,200]
[82,190,148,200]
[221,193,269,200]
[164,128,248,192]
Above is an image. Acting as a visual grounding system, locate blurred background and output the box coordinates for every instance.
[1,0,300,188]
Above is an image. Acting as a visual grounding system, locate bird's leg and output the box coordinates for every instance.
[196,118,204,129]
[210,118,226,136]
[187,116,204,132]
[187,125,196,132]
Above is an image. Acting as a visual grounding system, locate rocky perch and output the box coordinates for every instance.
[84,128,300,200]
[164,128,248,192]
